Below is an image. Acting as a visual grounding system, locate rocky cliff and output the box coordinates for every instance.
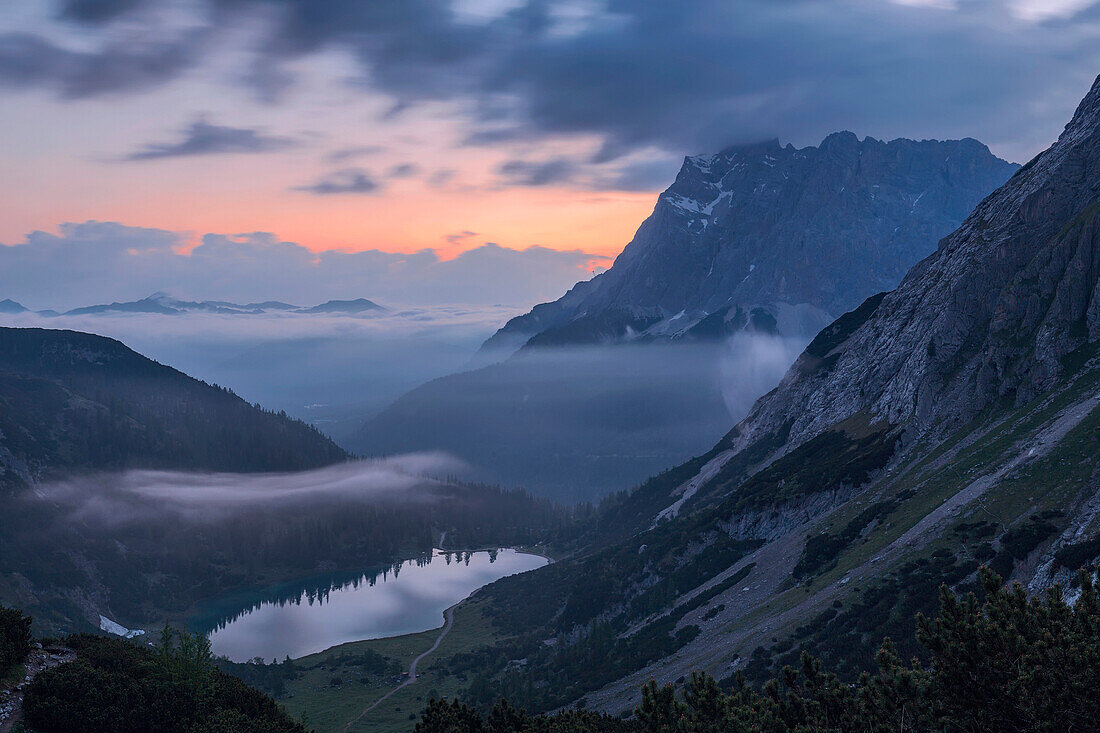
[718,74,1100,465]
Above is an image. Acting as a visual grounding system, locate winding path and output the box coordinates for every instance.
[342,604,456,732]
[0,646,75,733]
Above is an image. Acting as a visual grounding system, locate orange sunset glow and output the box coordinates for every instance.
[3,183,657,262]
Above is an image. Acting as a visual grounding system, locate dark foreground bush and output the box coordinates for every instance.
[416,567,1100,733]
[0,604,32,675]
[23,628,305,733]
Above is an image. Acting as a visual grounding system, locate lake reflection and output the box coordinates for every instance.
[205,548,547,661]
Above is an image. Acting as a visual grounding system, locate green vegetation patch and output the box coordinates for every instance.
[24,629,305,733]
[792,499,901,579]
[721,422,896,512]
[988,511,1062,577]
[416,568,1100,733]
[804,292,887,359]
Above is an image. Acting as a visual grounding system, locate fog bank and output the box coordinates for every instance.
[0,307,517,443]
[34,454,466,525]
[356,335,806,501]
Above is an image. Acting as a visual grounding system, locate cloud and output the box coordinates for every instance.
[33,456,466,524]
[445,230,478,245]
[496,157,577,186]
[59,0,144,24]
[294,168,382,195]
[492,153,681,191]
[0,28,206,98]
[427,168,458,187]
[124,119,300,160]
[0,1,1095,164]
[2,1,1097,174]
[0,221,603,310]
[387,162,421,178]
[719,332,808,418]
[326,145,384,163]
[599,156,684,192]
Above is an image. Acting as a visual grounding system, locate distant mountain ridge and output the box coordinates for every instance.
[0,292,385,317]
[484,133,1018,353]
[0,326,347,492]
[298,297,385,314]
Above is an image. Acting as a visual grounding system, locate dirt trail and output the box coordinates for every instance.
[0,645,76,733]
[343,604,456,732]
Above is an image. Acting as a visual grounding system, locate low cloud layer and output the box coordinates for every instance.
[0,221,605,311]
[356,339,811,500]
[719,332,809,418]
[34,455,466,524]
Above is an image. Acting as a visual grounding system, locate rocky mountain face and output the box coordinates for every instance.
[454,75,1100,716]
[484,134,1017,352]
[714,74,1100,465]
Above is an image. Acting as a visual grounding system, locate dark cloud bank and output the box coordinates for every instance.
[1,1,1097,163]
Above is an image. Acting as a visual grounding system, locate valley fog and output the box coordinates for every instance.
[0,306,513,444]
[0,307,809,504]
[356,335,808,502]
[31,454,466,525]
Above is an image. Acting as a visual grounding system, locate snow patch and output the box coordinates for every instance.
[100,615,145,639]
[666,189,731,217]
[688,154,717,173]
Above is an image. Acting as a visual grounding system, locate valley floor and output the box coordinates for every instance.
[278,597,507,733]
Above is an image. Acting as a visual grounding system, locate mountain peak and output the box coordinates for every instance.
[818,130,861,152]
[482,130,1017,352]
[1062,73,1100,141]
[300,298,384,314]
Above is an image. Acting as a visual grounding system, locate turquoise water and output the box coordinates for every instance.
[201,548,546,662]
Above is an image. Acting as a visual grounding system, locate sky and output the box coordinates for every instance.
[1,0,1099,306]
